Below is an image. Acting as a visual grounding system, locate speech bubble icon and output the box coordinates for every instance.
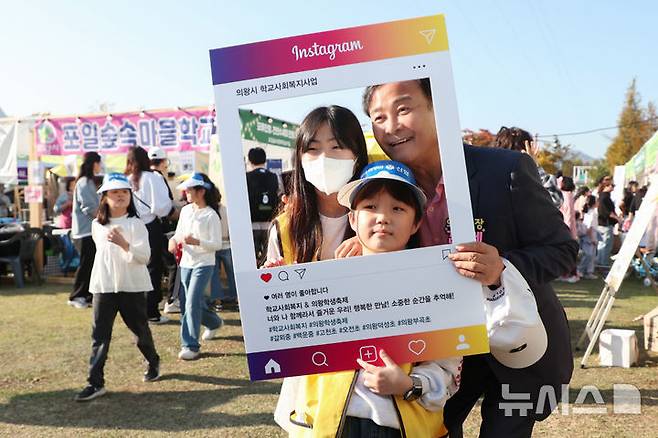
[278,271,289,281]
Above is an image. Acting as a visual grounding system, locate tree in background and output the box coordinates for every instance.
[605,79,658,168]
[463,128,495,146]
[536,136,580,175]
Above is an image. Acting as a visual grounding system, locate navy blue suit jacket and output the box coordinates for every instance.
[449,145,577,420]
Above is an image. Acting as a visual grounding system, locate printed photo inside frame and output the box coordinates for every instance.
[210,14,489,381]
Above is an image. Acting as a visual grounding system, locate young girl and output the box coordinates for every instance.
[265,105,369,266]
[275,161,461,437]
[75,173,160,402]
[168,173,223,360]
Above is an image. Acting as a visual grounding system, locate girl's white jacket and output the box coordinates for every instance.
[89,215,153,293]
[173,204,222,269]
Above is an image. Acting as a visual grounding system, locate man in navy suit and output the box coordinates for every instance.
[363,79,577,437]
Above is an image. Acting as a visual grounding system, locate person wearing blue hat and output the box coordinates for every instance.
[75,173,161,402]
[168,172,224,360]
[275,161,462,437]
[338,160,426,254]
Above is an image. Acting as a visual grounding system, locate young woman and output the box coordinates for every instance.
[75,173,160,401]
[265,105,369,265]
[168,173,223,360]
[124,146,173,324]
[70,151,101,309]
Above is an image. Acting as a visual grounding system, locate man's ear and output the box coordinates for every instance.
[348,210,357,232]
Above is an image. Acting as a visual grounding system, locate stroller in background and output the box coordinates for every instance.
[629,246,658,287]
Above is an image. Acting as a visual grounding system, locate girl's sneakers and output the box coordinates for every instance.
[178,348,200,361]
[143,362,161,382]
[74,385,106,402]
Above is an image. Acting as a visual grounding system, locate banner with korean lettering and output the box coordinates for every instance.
[239,109,298,149]
[34,108,215,156]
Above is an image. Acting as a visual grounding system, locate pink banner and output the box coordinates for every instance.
[35,108,215,156]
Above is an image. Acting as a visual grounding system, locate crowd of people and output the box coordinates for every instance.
[38,81,648,435]
[491,126,652,284]
[60,146,237,402]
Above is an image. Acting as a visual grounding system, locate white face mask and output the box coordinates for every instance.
[301,156,357,195]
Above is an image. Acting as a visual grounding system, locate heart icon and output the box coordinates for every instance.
[260,273,272,283]
[408,340,426,356]
[263,295,270,300]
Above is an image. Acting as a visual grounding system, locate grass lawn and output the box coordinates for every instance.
[1,277,657,437]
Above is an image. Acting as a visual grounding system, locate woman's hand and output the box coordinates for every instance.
[183,234,200,246]
[107,227,129,252]
[168,238,178,254]
[334,236,362,258]
[261,257,286,268]
[357,349,413,396]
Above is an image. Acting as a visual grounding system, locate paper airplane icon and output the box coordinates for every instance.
[419,29,436,44]
[294,268,306,280]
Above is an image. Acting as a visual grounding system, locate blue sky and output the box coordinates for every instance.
[1,0,656,159]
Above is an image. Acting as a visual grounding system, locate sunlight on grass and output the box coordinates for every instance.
[0,277,657,436]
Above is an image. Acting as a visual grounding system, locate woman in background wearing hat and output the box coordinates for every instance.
[125,146,173,324]
[69,151,102,309]
[168,173,223,361]
[264,105,368,266]
[75,173,160,402]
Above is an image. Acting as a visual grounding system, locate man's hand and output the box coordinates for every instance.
[357,349,413,396]
[448,241,505,287]
[335,236,362,258]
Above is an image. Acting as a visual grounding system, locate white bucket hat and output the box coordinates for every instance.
[485,259,548,369]
[97,173,132,194]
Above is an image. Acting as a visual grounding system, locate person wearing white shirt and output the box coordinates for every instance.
[125,147,173,324]
[75,173,160,402]
[168,173,223,361]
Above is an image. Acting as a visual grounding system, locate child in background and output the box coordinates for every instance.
[275,161,461,437]
[75,173,160,402]
[168,173,223,360]
[577,195,598,279]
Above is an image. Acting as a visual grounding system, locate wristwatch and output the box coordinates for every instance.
[403,374,424,402]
